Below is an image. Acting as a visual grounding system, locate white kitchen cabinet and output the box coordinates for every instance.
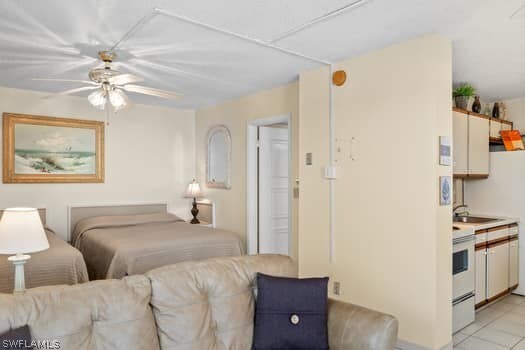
[453,109,490,176]
[475,248,487,305]
[453,111,468,175]
[487,241,509,299]
[490,119,502,139]
[468,115,490,175]
[501,121,512,132]
[509,238,519,288]
[488,226,510,241]
[490,119,512,138]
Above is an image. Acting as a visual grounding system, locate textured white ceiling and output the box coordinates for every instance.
[0,0,523,109]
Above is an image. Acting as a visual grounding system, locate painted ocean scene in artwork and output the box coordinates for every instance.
[14,124,96,174]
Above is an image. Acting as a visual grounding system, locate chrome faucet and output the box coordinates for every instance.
[453,204,469,217]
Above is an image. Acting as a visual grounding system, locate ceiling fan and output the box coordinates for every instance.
[34,51,183,111]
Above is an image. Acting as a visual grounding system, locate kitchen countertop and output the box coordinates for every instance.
[453,215,519,231]
[452,225,475,240]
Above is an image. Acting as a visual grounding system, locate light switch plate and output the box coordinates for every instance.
[324,165,337,179]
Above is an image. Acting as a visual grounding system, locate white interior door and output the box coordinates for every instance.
[258,126,289,255]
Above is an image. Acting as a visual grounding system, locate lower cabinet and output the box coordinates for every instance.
[487,240,509,300]
[475,248,487,305]
[474,225,520,308]
[510,237,519,288]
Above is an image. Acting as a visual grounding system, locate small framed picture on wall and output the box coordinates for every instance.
[439,136,451,166]
[3,113,105,183]
[440,176,452,206]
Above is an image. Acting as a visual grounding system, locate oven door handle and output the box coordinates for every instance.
[452,291,475,306]
[453,235,475,245]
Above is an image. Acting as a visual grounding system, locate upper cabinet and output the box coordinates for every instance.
[489,118,513,142]
[453,109,489,177]
[453,108,514,178]
[490,118,502,140]
[468,114,490,176]
[501,120,512,132]
[453,111,469,175]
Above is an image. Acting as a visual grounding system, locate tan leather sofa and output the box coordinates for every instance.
[0,255,398,349]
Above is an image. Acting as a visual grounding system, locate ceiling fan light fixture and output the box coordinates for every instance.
[88,89,107,110]
[109,89,129,111]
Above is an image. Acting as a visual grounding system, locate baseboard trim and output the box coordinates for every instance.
[440,341,453,350]
[396,339,452,350]
[395,339,428,350]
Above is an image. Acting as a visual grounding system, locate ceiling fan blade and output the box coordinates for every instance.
[33,78,99,86]
[107,73,143,86]
[57,86,100,95]
[122,84,183,100]
[41,86,100,99]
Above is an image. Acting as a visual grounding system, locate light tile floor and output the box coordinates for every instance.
[454,295,525,349]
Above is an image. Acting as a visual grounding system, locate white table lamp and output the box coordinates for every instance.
[0,208,49,293]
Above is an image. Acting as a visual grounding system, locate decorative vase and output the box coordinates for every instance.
[483,103,492,116]
[492,103,500,118]
[455,96,470,110]
[500,102,508,120]
[472,96,482,113]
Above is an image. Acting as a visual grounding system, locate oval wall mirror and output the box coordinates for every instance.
[206,125,231,189]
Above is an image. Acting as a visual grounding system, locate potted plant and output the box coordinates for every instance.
[453,84,476,110]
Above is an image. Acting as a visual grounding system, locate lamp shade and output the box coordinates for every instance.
[0,208,49,255]
[109,89,129,111]
[88,89,107,110]
[185,180,202,198]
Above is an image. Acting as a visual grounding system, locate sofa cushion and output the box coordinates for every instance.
[0,276,159,350]
[253,273,329,350]
[0,325,32,350]
[146,254,296,349]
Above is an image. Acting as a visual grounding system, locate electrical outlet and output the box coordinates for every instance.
[333,281,341,295]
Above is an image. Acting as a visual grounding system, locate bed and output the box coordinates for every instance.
[0,209,89,293]
[70,203,245,280]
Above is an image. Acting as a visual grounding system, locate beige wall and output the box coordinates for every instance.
[195,83,299,259]
[298,35,453,349]
[505,96,525,132]
[0,87,195,240]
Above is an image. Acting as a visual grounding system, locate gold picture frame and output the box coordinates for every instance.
[3,113,104,183]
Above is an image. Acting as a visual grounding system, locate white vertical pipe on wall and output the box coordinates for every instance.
[328,65,335,262]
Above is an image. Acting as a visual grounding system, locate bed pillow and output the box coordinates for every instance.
[253,273,329,350]
[0,325,32,350]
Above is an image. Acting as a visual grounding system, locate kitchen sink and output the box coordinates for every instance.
[453,216,501,224]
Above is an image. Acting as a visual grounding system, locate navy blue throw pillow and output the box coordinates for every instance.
[253,273,329,350]
[0,325,33,350]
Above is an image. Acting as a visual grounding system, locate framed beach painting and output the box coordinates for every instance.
[3,113,104,183]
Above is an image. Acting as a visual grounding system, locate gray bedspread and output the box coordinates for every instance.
[0,229,89,293]
[73,213,245,280]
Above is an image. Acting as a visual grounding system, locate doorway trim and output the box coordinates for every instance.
[246,114,292,255]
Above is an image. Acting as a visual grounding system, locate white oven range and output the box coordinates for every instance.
[452,226,476,333]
